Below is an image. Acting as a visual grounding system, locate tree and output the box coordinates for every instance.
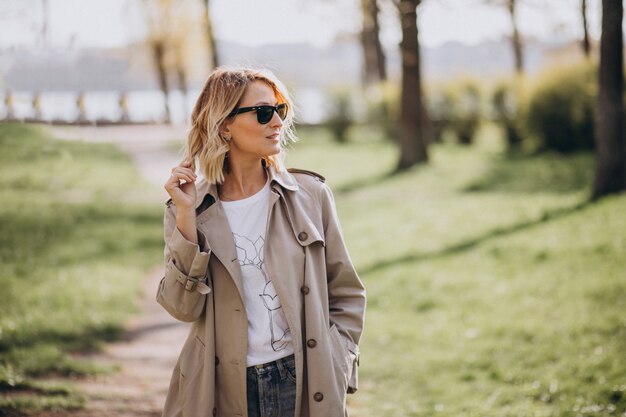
[199,0,219,68]
[581,0,591,58]
[485,0,524,75]
[592,0,625,199]
[360,0,387,86]
[150,39,172,124]
[143,0,206,124]
[395,0,429,170]
[173,46,189,119]
[143,0,174,123]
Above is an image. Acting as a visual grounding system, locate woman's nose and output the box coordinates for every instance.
[269,110,284,128]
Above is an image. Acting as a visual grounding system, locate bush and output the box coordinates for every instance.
[427,79,483,145]
[325,88,354,143]
[426,87,456,143]
[363,81,400,142]
[491,77,526,150]
[525,62,596,153]
[453,80,483,145]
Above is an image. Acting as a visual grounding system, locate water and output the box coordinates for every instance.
[0,88,329,125]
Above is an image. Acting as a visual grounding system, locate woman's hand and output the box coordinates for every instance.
[164,161,197,212]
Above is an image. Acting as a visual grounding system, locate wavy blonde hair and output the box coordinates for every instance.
[184,66,298,184]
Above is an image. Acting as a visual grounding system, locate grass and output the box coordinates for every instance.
[0,122,163,412]
[1,121,624,416]
[289,125,626,417]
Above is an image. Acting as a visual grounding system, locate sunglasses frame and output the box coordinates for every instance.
[228,103,288,124]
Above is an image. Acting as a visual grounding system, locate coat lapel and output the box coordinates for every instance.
[190,166,302,307]
[194,180,245,304]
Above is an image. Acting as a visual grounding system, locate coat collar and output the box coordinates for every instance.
[193,164,299,210]
[191,164,302,309]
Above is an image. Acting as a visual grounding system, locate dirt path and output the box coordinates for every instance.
[42,125,191,416]
[49,124,187,188]
[46,268,190,417]
[41,125,359,417]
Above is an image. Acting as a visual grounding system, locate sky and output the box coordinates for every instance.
[0,0,605,50]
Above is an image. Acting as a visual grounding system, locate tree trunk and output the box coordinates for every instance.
[396,0,429,170]
[581,0,591,58]
[200,0,219,68]
[151,40,171,124]
[508,0,524,75]
[175,54,188,122]
[360,0,387,86]
[592,0,625,199]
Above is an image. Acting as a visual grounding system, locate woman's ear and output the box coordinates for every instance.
[219,121,232,141]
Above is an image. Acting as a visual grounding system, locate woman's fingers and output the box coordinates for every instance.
[174,172,195,184]
[169,166,196,183]
[164,163,197,210]
[165,172,194,190]
[165,162,196,191]
[172,168,197,180]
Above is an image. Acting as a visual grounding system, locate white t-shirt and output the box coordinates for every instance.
[221,178,295,366]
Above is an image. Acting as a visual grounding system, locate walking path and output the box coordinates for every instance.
[42,125,359,417]
[42,125,190,416]
[49,124,187,188]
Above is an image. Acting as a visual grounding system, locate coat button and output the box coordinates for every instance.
[300,285,310,295]
[298,231,308,241]
[313,392,324,402]
[307,339,317,348]
[215,356,219,365]
[212,407,217,416]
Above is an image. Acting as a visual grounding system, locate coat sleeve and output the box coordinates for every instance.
[156,202,212,322]
[320,182,366,394]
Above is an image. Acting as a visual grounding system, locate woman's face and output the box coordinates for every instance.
[223,80,284,162]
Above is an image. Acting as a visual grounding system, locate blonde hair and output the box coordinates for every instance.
[184,66,298,184]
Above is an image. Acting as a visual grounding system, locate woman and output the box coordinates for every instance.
[158,67,366,417]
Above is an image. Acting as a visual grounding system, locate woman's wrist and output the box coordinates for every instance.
[176,209,198,244]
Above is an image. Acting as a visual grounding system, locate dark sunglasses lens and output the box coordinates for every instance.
[257,107,273,124]
[277,104,288,120]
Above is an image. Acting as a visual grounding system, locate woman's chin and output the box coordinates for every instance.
[263,143,282,157]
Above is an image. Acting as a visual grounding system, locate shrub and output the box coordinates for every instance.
[325,88,354,143]
[363,81,400,142]
[491,77,526,150]
[426,87,456,143]
[427,79,483,145]
[452,80,483,145]
[525,62,596,153]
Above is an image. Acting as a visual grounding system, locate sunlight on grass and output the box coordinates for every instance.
[1,122,624,415]
[0,123,163,411]
[290,125,626,417]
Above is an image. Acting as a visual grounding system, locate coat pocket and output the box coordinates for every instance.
[179,336,205,408]
[328,324,350,391]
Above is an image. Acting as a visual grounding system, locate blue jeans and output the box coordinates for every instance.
[246,354,297,417]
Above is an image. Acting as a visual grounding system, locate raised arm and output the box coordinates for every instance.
[156,162,212,322]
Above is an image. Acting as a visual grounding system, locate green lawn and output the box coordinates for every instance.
[1,122,624,416]
[289,125,626,417]
[0,123,163,411]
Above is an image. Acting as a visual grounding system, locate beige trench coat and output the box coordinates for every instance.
[157,166,366,417]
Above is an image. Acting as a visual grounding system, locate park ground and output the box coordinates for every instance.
[0,122,625,417]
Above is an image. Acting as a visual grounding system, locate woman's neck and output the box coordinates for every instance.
[219,158,267,201]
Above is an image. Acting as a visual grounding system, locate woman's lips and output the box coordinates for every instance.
[267,133,280,140]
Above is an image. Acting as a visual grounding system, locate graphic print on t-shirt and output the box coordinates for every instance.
[233,233,291,351]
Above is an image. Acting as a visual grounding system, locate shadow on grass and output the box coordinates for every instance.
[0,205,162,270]
[334,164,426,196]
[359,199,593,276]
[0,323,123,353]
[463,150,594,194]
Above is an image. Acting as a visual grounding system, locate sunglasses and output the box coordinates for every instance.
[228,103,288,124]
